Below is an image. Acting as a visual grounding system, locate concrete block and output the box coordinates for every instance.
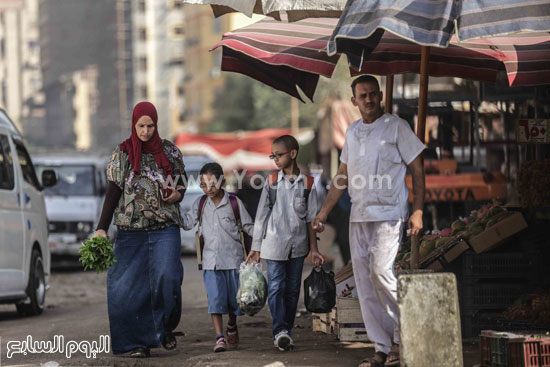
[398,273,463,367]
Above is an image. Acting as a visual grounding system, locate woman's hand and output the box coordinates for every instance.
[93,229,106,238]
[161,189,182,204]
[246,250,260,264]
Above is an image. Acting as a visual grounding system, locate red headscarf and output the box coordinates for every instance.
[120,102,173,177]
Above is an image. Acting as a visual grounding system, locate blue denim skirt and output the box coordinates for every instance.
[107,225,183,354]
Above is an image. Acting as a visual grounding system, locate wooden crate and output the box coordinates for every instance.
[335,297,369,342]
[330,307,337,335]
[312,312,331,334]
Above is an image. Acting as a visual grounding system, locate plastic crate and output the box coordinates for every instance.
[489,332,518,367]
[462,252,541,282]
[508,335,550,367]
[480,330,495,367]
[462,283,529,311]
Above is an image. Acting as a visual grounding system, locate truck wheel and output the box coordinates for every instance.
[16,249,46,316]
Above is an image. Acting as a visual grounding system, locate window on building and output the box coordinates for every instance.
[177,85,185,96]
[138,28,147,41]
[138,56,147,72]
[138,0,146,12]
[0,134,14,190]
[171,0,184,9]
[140,86,148,99]
[169,57,185,67]
[172,25,185,37]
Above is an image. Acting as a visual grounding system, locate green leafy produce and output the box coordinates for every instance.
[237,262,267,316]
[79,236,116,273]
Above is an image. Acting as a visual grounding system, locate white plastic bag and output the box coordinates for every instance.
[236,261,268,316]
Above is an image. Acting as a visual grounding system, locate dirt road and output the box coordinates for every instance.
[0,257,480,367]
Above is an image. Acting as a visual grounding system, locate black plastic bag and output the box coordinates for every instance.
[303,266,336,313]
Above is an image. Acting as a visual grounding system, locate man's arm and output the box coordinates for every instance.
[408,155,425,235]
[312,162,348,232]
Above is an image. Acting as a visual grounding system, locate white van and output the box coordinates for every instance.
[33,155,114,265]
[0,109,57,315]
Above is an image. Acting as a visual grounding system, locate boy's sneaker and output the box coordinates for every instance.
[214,336,227,353]
[226,324,239,348]
[274,330,293,351]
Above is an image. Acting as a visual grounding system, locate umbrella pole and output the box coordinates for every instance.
[411,46,430,270]
[385,75,394,113]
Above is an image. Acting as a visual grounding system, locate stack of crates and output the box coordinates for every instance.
[479,331,550,367]
[458,251,542,338]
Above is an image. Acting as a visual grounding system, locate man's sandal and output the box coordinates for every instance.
[162,330,177,351]
[385,351,400,366]
[129,347,150,358]
[359,352,387,367]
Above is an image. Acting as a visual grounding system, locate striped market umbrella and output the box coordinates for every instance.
[181,0,346,22]
[212,17,550,101]
[328,0,550,60]
[212,17,341,101]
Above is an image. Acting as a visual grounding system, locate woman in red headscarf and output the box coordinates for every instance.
[94,102,186,357]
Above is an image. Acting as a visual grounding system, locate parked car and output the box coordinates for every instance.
[0,109,57,315]
[179,155,212,255]
[33,154,115,267]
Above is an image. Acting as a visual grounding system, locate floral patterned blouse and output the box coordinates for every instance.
[106,140,186,230]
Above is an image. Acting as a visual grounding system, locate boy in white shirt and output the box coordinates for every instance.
[247,135,325,351]
[182,162,254,352]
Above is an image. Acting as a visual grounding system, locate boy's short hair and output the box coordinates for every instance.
[351,75,380,96]
[200,162,224,179]
[273,135,299,153]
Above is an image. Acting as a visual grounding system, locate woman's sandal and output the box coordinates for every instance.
[385,351,400,366]
[162,330,177,351]
[359,351,387,367]
[129,347,150,358]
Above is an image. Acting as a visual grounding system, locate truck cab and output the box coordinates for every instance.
[33,155,114,266]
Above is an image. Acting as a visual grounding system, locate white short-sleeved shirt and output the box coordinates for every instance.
[251,171,318,261]
[340,113,425,222]
[182,191,254,270]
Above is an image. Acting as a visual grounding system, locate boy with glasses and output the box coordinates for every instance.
[247,134,325,351]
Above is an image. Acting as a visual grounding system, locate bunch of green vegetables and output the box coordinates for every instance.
[79,236,116,273]
[237,262,267,316]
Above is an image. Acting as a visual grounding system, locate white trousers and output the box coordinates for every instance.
[350,221,402,354]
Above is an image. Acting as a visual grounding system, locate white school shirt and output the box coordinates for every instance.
[340,113,425,222]
[182,191,254,270]
[251,171,318,261]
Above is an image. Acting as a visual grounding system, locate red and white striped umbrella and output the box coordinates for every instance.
[212,17,550,100]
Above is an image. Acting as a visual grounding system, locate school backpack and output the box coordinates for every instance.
[267,172,315,210]
[195,192,252,270]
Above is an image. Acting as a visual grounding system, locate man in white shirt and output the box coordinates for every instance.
[313,75,425,367]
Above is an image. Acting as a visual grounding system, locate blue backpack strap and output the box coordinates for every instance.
[196,195,208,270]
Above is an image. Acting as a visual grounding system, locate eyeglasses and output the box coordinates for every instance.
[269,151,291,160]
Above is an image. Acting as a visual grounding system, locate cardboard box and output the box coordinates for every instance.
[335,297,369,342]
[312,312,331,334]
[469,212,527,254]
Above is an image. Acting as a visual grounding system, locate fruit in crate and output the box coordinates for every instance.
[451,219,466,232]
[419,239,436,260]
